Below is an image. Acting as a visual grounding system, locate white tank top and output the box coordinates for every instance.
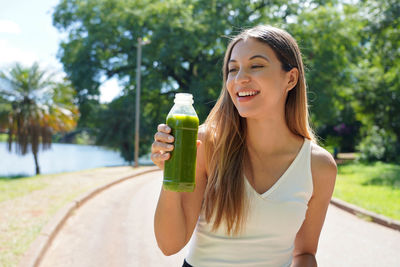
[186,139,313,267]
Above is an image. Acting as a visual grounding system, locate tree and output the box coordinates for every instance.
[53,0,338,160]
[0,62,79,175]
[287,3,364,151]
[353,0,400,161]
[95,93,134,162]
[52,0,287,121]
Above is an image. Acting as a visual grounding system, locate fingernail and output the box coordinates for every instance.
[168,135,173,141]
[167,144,173,149]
[166,126,171,131]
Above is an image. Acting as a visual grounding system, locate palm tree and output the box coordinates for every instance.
[0,62,79,175]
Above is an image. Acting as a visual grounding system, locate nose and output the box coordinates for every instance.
[235,68,251,84]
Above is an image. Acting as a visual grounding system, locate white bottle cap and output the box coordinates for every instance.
[174,93,194,104]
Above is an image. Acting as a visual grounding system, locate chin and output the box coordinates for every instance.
[236,108,258,119]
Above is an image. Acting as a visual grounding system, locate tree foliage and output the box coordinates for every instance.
[52,0,400,162]
[0,63,79,174]
[52,0,308,158]
[353,0,400,161]
[287,3,364,151]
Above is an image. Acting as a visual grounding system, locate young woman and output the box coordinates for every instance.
[151,25,337,267]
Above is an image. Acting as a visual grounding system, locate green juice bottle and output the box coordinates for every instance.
[163,93,199,192]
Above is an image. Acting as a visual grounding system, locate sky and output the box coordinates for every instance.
[0,0,121,103]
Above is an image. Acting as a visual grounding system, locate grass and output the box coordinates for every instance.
[0,133,8,142]
[0,175,48,203]
[0,172,88,267]
[334,161,400,221]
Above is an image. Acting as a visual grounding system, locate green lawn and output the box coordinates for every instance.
[334,161,400,221]
[0,176,48,203]
[0,133,8,142]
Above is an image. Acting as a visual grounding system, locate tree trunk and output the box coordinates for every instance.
[33,151,40,175]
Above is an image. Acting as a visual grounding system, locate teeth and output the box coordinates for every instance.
[238,91,259,97]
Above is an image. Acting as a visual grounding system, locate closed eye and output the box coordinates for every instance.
[228,65,263,73]
[228,68,238,73]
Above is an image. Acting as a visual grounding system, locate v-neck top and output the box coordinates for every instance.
[186,138,313,267]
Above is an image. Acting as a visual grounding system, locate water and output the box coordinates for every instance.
[0,142,132,177]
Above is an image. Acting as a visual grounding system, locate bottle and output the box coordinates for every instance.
[163,93,199,192]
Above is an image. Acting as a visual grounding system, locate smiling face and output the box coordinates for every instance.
[226,38,297,120]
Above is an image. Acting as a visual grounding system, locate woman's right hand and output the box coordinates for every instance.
[151,123,175,169]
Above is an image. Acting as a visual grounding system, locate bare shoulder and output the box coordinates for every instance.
[310,142,337,174]
[310,142,337,197]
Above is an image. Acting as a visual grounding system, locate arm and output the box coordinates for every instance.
[152,124,208,256]
[291,144,337,267]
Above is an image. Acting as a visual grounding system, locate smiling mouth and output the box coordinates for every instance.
[237,91,260,97]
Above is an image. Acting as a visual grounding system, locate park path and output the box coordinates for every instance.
[38,171,400,267]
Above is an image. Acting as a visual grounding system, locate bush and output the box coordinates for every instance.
[357,126,399,162]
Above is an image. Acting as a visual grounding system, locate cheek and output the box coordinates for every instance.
[225,82,240,111]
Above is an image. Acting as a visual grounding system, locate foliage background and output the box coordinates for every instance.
[10,0,396,163]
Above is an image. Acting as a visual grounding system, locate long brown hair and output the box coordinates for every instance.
[203,25,315,235]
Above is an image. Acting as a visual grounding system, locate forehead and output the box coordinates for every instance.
[229,38,277,62]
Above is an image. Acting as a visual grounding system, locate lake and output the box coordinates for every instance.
[0,142,150,177]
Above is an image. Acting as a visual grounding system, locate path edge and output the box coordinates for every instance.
[330,197,400,231]
[19,166,160,267]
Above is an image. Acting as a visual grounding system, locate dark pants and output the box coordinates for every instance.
[182,259,193,267]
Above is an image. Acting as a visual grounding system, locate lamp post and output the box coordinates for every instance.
[134,37,150,167]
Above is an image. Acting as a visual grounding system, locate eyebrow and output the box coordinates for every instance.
[228,54,270,64]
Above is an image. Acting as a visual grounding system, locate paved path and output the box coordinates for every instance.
[317,201,400,266]
[39,171,400,267]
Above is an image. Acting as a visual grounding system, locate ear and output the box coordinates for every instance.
[286,67,299,91]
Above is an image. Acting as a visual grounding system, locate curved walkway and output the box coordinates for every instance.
[36,171,187,267]
[29,171,400,266]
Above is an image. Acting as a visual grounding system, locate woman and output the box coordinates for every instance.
[151,25,337,267]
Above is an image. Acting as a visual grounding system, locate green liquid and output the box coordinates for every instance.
[163,114,199,192]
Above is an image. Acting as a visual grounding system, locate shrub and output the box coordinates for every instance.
[357,125,399,162]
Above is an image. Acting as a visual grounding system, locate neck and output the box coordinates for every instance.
[245,115,301,156]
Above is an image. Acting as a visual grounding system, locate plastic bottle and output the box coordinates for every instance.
[163,93,199,192]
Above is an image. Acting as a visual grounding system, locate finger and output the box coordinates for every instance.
[157,124,171,133]
[150,153,164,169]
[154,132,174,143]
[151,152,170,163]
[151,142,158,154]
[151,141,174,153]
